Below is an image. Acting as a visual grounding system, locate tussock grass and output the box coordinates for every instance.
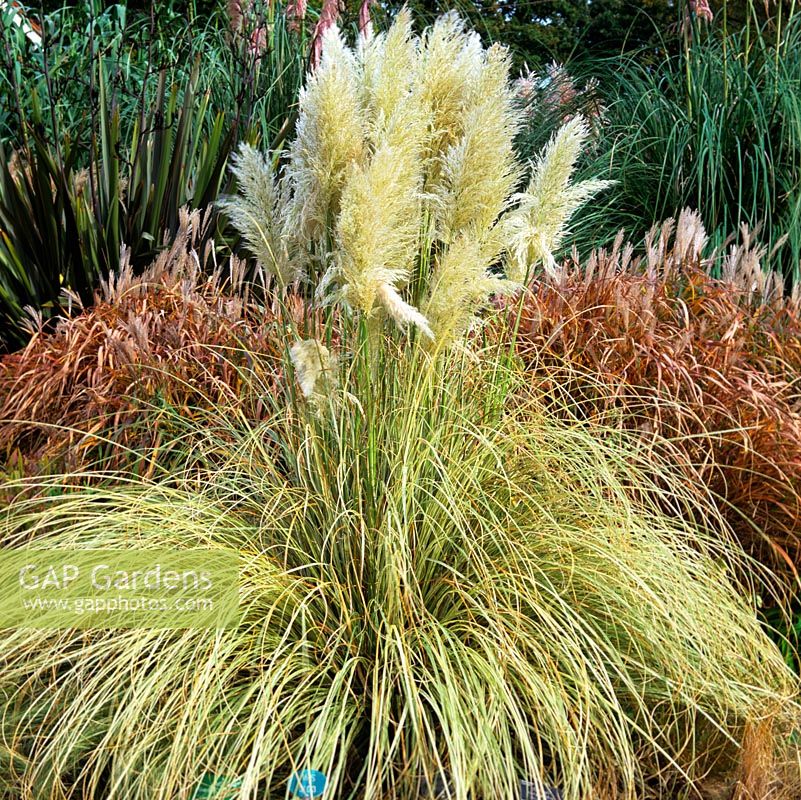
[0,209,291,472]
[0,340,797,800]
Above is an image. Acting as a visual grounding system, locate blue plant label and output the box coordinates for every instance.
[519,780,563,800]
[192,773,244,799]
[289,769,327,798]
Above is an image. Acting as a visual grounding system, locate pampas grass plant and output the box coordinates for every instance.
[1,11,800,800]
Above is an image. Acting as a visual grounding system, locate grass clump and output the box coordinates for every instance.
[513,211,801,583]
[0,12,799,800]
[515,16,801,286]
[0,346,798,800]
[0,209,286,472]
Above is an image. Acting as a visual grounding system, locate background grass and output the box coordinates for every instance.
[0,0,307,349]
[517,12,801,288]
[508,213,801,587]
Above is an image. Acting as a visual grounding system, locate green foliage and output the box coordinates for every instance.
[763,601,801,674]
[0,64,234,348]
[0,136,94,333]
[517,15,801,285]
[2,2,194,146]
[374,0,676,68]
[0,0,307,349]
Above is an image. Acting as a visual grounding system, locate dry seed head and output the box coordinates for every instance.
[290,338,339,402]
[331,134,425,323]
[359,7,418,130]
[377,283,434,339]
[222,12,606,347]
[218,145,301,287]
[673,207,708,266]
[285,24,367,243]
[644,216,676,278]
[434,43,522,240]
[418,13,485,166]
[720,223,789,305]
[502,116,612,281]
[422,234,512,347]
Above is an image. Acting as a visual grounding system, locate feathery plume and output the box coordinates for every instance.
[310,0,343,69]
[222,12,606,350]
[286,0,307,31]
[286,23,366,242]
[290,338,339,403]
[642,209,706,281]
[674,207,708,257]
[434,42,522,239]
[227,0,268,54]
[422,234,511,347]
[501,117,612,281]
[377,284,433,339]
[218,145,301,287]
[328,132,426,333]
[690,0,714,22]
[358,0,376,39]
[359,8,418,130]
[227,0,244,31]
[313,10,430,338]
[721,223,778,301]
[418,13,484,163]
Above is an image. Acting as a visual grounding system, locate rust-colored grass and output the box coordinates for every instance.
[0,210,304,473]
[514,212,801,578]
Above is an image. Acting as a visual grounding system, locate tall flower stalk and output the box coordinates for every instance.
[222,11,610,352]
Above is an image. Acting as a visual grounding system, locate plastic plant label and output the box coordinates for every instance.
[192,773,244,799]
[288,769,327,798]
[519,780,563,800]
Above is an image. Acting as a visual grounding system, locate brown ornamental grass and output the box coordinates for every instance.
[514,211,801,580]
[0,209,300,474]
